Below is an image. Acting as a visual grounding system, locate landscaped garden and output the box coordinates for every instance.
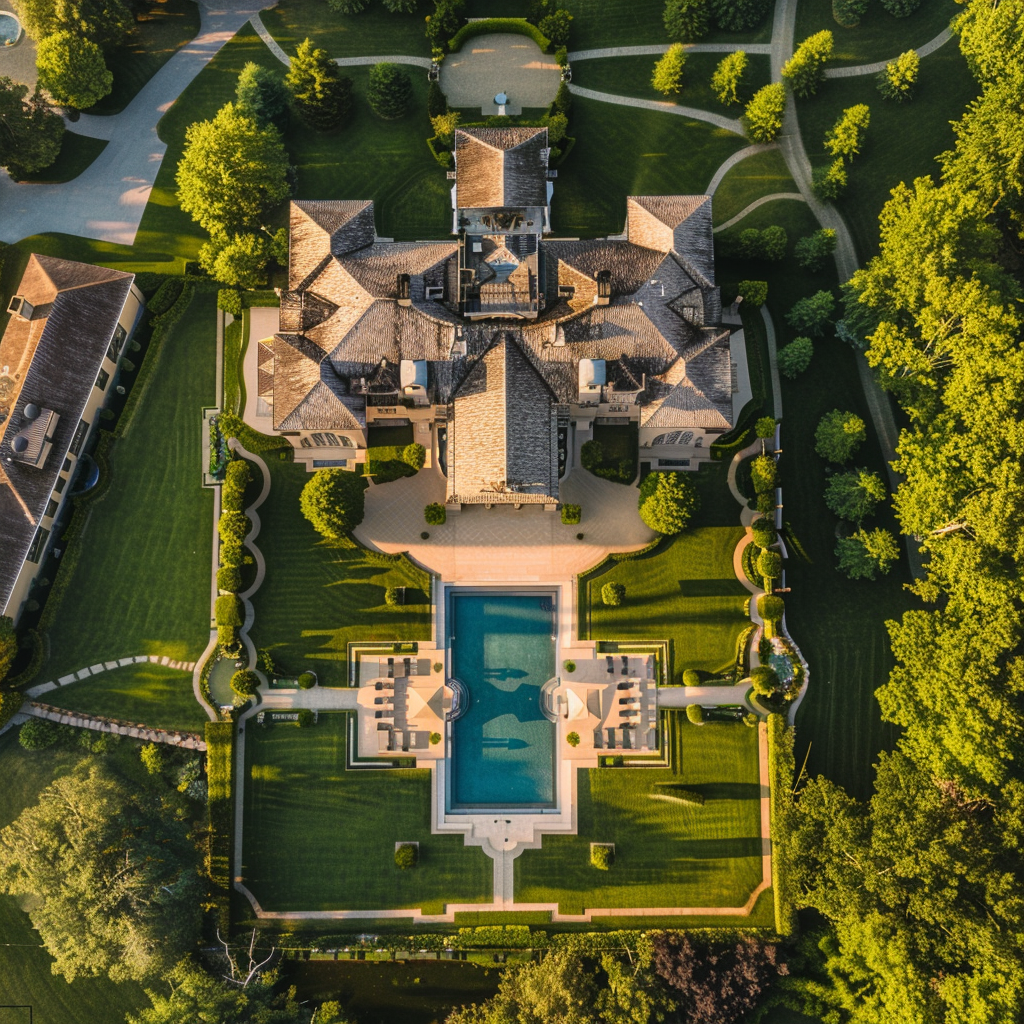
[249,461,432,686]
[514,716,765,915]
[241,713,492,914]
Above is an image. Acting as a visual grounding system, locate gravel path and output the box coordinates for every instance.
[823,26,953,78]
[713,192,805,232]
[568,42,773,61]
[568,84,743,134]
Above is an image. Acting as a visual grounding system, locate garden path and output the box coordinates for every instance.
[823,26,953,78]
[0,0,274,245]
[567,84,743,134]
[10,702,206,748]
[705,143,774,195]
[568,43,773,61]
[23,654,197,699]
[713,192,805,233]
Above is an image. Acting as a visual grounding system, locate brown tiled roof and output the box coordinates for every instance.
[447,335,557,503]
[627,196,716,284]
[289,200,376,288]
[640,329,733,430]
[0,255,134,612]
[455,128,549,209]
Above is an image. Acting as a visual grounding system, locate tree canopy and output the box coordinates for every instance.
[0,77,64,179]
[814,409,866,463]
[36,31,112,110]
[286,38,353,131]
[743,82,785,143]
[782,30,834,97]
[638,471,700,534]
[710,50,747,105]
[18,0,133,49]
[663,0,709,42]
[299,468,366,539]
[651,43,687,95]
[367,62,412,119]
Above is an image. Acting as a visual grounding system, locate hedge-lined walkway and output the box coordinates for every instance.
[14,702,206,749]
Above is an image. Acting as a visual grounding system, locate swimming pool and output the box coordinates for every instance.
[448,591,557,810]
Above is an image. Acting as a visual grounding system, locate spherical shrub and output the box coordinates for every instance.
[19,718,59,750]
[430,732,441,745]
[395,843,418,869]
[686,703,705,724]
[591,844,614,869]
[564,660,576,673]
[566,731,581,747]
[424,502,446,525]
[297,709,314,728]
[230,669,260,696]
[403,442,426,469]
[297,672,316,689]
[602,582,626,606]
[217,566,243,593]
[751,518,777,550]
[683,668,700,687]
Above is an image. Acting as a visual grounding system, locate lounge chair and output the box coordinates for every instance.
[606,656,614,674]
[616,681,631,691]
[375,681,383,690]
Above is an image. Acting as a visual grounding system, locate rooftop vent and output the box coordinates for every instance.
[23,403,39,420]
[12,436,28,454]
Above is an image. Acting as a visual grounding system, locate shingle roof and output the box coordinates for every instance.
[447,335,558,503]
[455,128,549,209]
[289,200,376,288]
[640,329,733,430]
[0,255,134,612]
[627,196,716,284]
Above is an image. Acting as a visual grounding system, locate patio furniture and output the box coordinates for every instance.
[377,722,391,730]
[593,729,604,748]
[404,657,412,676]
[621,655,629,675]
[616,681,631,690]
[387,657,394,678]
[606,727,617,747]
[606,656,614,674]
[375,681,383,690]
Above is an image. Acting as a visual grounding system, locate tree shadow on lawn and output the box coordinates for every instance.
[676,578,749,598]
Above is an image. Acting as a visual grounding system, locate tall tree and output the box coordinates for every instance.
[782,30,834,97]
[35,31,112,109]
[825,103,870,159]
[17,0,133,49]
[286,38,353,131]
[663,0,709,42]
[638,471,700,534]
[236,62,289,128]
[0,77,64,178]
[743,82,785,143]
[710,50,747,105]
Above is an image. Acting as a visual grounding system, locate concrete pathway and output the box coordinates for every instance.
[24,653,196,700]
[568,43,773,61]
[713,192,805,233]
[567,84,743,134]
[0,0,274,245]
[20,701,206,749]
[705,143,775,196]
[823,26,953,78]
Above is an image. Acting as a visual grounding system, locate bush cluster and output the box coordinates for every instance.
[424,502,447,526]
[560,503,582,525]
[738,225,787,261]
[591,844,614,870]
[601,582,626,607]
[395,843,418,869]
[230,669,260,697]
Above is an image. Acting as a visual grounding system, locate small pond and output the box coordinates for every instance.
[0,13,22,46]
[209,656,242,706]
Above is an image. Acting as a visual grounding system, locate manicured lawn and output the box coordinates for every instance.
[39,291,215,683]
[16,132,108,183]
[711,148,799,225]
[0,733,149,1024]
[261,0,431,59]
[242,713,492,913]
[572,52,771,113]
[796,43,978,259]
[581,525,749,682]
[249,461,432,686]
[552,96,748,238]
[142,25,452,259]
[46,664,209,732]
[514,717,764,913]
[88,0,202,114]
[794,0,959,67]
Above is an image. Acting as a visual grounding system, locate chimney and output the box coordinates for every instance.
[595,270,611,306]
[397,273,411,306]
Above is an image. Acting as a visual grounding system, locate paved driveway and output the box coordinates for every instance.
[440,33,560,115]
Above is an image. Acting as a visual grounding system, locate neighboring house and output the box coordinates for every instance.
[263,127,735,499]
[0,255,144,624]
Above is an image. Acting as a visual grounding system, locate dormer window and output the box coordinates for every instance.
[7,295,34,320]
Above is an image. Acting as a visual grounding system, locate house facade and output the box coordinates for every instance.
[0,255,144,624]
[261,127,735,503]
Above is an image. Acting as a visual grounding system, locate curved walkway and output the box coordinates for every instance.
[11,702,205,749]
[567,84,743,134]
[713,192,805,233]
[0,0,274,245]
[24,653,196,699]
[568,43,773,61]
[823,26,953,78]
[705,143,774,195]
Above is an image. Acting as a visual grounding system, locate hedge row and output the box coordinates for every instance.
[217,413,287,455]
[449,18,550,52]
[116,281,194,440]
[205,721,235,933]
[0,690,24,729]
[767,713,797,937]
[5,629,43,689]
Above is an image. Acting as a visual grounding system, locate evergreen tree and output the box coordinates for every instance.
[236,62,289,128]
[880,0,920,15]
[811,157,847,200]
[367,62,412,119]
[663,0,709,42]
[782,30,834,97]
[0,77,63,179]
[825,103,870,159]
[710,50,747,105]
[286,38,354,131]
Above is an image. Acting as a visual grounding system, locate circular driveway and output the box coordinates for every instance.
[440,33,560,115]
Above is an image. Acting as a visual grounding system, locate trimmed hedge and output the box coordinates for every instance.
[767,713,796,936]
[215,595,243,628]
[394,842,418,869]
[217,566,243,593]
[561,503,581,525]
[449,18,550,52]
[205,721,234,933]
[591,844,613,870]
[217,412,287,455]
[147,277,185,316]
[0,690,24,729]
[217,289,242,316]
[6,628,44,688]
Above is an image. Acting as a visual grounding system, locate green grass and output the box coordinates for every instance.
[44,664,208,732]
[794,0,959,68]
[242,713,491,912]
[261,0,432,59]
[15,132,108,183]
[0,733,149,1023]
[572,53,771,113]
[712,148,799,225]
[87,0,202,115]
[581,525,749,682]
[552,96,747,237]
[39,292,215,683]
[249,461,432,686]
[796,43,978,260]
[224,317,244,414]
[514,716,764,914]
[142,26,452,259]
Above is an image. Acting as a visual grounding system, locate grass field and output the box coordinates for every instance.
[0,733,149,1024]
[581,526,749,682]
[793,0,959,67]
[241,713,492,913]
[711,148,799,225]
[552,96,748,238]
[249,461,432,686]
[87,0,201,114]
[796,42,979,260]
[46,664,208,732]
[39,292,215,683]
[514,716,764,913]
[571,52,771,113]
[16,132,108,184]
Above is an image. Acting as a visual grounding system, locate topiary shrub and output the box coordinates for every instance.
[638,471,700,534]
[756,491,775,516]
[18,717,58,750]
[560,503,582,525]
[564,660,576,673]
[591,843,614,869]
[217,566,243,593]
[403,442,426,470]
[686,703,705,725]
[215,594,243,628]
[425,502,447,525]
[395,842,418,869]
[750,455,777,494]
[751,664,779,696]
[147,277,185,316]
[297,709,315,727]
[602,582,626,606]
[217,625,239,653]
[300,468,366,539]
[778,336,814,378]
[385,586,403,607]
[230,669,260,696]
[297,672,316,689]
[566,731,581,747]
[757,549,783,582]
[758,594,785,623]
[430,731,442,745]
[751,518,777,549]
[738,280,768,307]
[683,668,700,687]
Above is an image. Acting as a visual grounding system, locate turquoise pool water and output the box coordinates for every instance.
[448,592,556,809]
